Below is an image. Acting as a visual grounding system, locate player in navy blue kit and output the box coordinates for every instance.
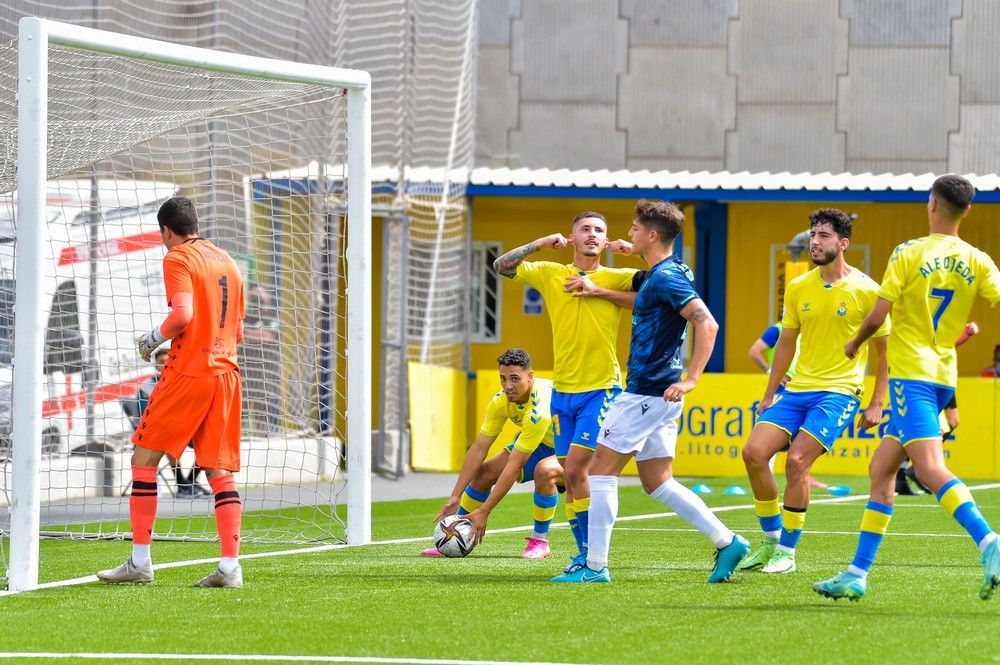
[553,199,749,584]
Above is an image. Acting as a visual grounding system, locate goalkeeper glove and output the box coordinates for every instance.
[136,326,167,362]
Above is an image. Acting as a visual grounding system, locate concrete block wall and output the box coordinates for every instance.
[475,0,1000,175]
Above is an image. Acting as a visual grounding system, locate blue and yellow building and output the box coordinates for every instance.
[454,169,1000,479]
[254,168,1000,479]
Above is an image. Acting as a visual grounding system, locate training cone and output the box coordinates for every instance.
[691,483,713,494]
[723,485,747,496]
[827,485,851,496]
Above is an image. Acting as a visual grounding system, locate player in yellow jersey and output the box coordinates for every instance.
[739,209,889,575]
[493,212,638,572]
[815,175,1000,601]
[424,348,563,559]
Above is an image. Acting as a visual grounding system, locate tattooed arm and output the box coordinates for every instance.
[663,298,718,402]
[492,233,569,278]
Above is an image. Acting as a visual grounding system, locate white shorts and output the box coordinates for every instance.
[596,391,683,462]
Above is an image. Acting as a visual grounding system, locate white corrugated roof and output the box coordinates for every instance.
[466,166,999,192]
[261,164,1000,194]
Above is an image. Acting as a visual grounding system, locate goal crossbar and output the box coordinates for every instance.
[10,16,372,593]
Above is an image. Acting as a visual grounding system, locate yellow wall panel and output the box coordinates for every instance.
[408,362,468,471]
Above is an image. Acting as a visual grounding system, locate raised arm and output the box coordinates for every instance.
[607,239,633,255]
[493,233,569,278]
[663,298,718,401]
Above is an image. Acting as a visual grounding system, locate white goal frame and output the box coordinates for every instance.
[10,16,372,592]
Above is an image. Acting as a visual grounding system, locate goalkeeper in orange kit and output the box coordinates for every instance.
[97,195,247,588]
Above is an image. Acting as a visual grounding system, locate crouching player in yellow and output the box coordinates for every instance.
[424,348,563,559]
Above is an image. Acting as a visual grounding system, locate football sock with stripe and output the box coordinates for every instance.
[848,500,892,577]
[532,491,559,539]
[937,478,998,553]
[129,464,158,566]
[566,502,584,553]
[753,496,782,539]
[777,505,806,553]
[574,497,591,549]
[210,474,242,572]
[458,485,488,516]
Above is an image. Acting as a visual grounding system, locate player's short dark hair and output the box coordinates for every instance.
[157,196,200,236]
[572,211,606,228]
[932,174,975,218]
[634,199,683,244]
[497,348,531,369]
[153,347,169,361]
[809,208,852,239]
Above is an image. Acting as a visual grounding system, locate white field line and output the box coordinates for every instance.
[5,482,999,596]
[0,654,602,665]
[616,527,970,538]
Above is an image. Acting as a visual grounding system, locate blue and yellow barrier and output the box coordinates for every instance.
[413,368,999,479]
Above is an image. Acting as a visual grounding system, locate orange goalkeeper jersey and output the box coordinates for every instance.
[162,238,245,377]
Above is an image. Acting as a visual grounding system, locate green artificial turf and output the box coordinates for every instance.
[1,477,998,665]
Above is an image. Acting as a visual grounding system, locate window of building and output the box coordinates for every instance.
[469,241,502,343]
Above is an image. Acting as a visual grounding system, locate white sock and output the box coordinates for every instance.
[650,478,734,549]
[131,544,151,567]
[978,531,998,554]
[764,530,780,539]
[586,475,619,570]
[219,556,240,574]
[847,564,867,578]
[530,531,548,542]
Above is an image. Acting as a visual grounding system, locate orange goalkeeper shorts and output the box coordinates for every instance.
[132,367,243,472]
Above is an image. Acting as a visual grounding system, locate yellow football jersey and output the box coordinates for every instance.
[879,233,1000,387]
[479,377,554,454]
[781,267,889,397]
[515,261,636,393]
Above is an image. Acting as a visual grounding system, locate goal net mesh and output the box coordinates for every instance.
[0,39,354,557]
[0,0,477,584]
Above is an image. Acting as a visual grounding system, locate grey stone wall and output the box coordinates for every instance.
[476,0,1000,175]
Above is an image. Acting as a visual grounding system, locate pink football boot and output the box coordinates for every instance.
[421,546,443,557]
[520,536,551,559]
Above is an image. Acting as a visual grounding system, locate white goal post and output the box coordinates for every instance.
[9,16,372,592]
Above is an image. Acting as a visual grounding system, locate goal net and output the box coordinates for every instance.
[1,18,371,591]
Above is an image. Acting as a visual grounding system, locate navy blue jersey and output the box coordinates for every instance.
[625,255,700,396]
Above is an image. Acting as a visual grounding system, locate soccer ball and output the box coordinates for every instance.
[433,515,476,557]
